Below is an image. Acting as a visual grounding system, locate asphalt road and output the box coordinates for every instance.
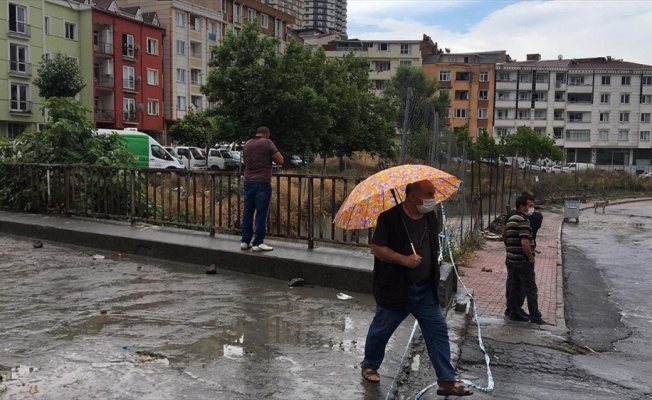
[452,200,652,400]
[0,235,413,400]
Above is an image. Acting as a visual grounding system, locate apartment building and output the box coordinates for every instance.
[322,35,437,93]
[494,55,652,168]
[423,50,508,139]
[88,1,165,140]
[119,0,295,137]
[259,0,303,29]
[1,0,93,138]
[303,0,346,36]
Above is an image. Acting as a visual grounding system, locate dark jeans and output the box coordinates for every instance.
[505,262,525,314]
[241,180,272,246]
[506,259,542,320]
[362,283,455,382]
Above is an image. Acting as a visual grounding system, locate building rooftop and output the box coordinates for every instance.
[423,50,508,64]
[497,56,652,71]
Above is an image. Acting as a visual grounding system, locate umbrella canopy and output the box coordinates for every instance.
[333,164,461,230]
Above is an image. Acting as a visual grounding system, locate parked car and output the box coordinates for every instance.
[290,155,303,167]
[638,172,652,179]
[550,165,563,174]
[175,146,207,171]
[164,146,188,169]
[565,162,596,172]
[207,148,238,171]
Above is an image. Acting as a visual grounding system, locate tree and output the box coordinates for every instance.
[168,111,216,148]
[15,97,131,166]
[502,125,565,178]
[202,22,398,165]
[33,52,86,99]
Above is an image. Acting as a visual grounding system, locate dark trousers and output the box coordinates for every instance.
[505,262,525,314]
[506,259,542,320]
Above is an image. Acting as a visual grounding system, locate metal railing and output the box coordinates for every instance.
[0,164,369,249]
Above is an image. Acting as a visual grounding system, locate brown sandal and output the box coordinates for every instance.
[437,381,473,396]
[360,363,380,383]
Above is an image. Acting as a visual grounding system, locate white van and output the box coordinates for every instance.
[565,162,596,172]
[174,146,208,171]
[96,129,184,169]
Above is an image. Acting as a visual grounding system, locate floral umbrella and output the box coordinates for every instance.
[333,164,461,230]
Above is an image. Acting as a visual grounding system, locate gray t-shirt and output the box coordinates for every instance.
[243,137,279,183]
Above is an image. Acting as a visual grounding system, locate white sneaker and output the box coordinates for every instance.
[252,243,274,252]
[240,242,251,250]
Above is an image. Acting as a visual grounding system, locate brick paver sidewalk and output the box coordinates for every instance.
[456,211,562,324]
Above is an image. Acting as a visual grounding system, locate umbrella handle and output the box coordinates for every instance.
[409,242,417,255]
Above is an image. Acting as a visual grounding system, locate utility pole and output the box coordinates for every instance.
[399,88,413,165]
[429,109,438,166]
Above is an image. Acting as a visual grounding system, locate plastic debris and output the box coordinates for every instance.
[205,264,217,274]
[336,293,353,300]
[29,385,38,394]
[289,278,305,287]
[92,254,105,260]
[32,241,43,248]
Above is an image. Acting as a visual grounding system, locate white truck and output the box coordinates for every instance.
[207,148,238,171]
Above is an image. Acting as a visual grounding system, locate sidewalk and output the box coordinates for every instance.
[457,210,563,325]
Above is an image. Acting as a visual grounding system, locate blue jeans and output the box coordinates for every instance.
[362,283,456,382]
[241,180,272,246]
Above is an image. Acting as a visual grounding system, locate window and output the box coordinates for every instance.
[568,112,582,122]
[9,43,28,74]
[565,129,590,141]
[248,9,256,22]
[621,94,630,104]
[374,80,386,90]
[44,16,50,34]
[477,127,484,136]
[642,95,652,104]
[122,33,135,57]
[643,76,652,85]
[618,130,629,141]
[534,110,546,120]
[569,76,584,85]
[496,110,508,119]
[553,127,563,138]
[375,62,390,72]
[147,69,158,86]
[123,98,136,121]
[191,95,202,111]
[176,40,185,55]
[147,100,159,116]
[599,112,609,122]
[478,109,488,119]
[620,112,630,122]
[176,68,185,82]
[190,41,202,58]
[519,91,530,101]
[598,130,609,141]
[456,72,470,81]
[234,5,242,23]
[601,76,611,85]
[519,73,531,83]
[123,66,135,90]
[177,96,186,110]
[439,71,450,81]
[479,71,489,82]
[65,22,77,40]
[147,38,158,55]
[10,83,30,112]
[275,19,281,37]
[554,109,564,120]
[554,91,565,101]
[191,69,201,85]
[399,60,412,67]
[377,43,389,51]
[478,90,488,100]
[497,73,510,82]
[496,128,508,136]
[8,3,28,35]
[190,15,200,31]
[518,110,529,120]
[176,11,185,27]
[600,93,610,104]
[222,0,226,11]
[455,90,469,100]
[400,43,411,54]
[641,131,651,141]
[534,92,546,102]
[498,91,508,100]
[261,14,268,28]
[641,113,651,123]
[454,109,468,118]
[621,76,631,85]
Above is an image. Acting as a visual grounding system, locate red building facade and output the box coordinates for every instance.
[91,2,165,141]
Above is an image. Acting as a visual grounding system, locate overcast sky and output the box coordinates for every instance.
[346,0,652,65]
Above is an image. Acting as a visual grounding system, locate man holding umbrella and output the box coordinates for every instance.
[359,179,472,397]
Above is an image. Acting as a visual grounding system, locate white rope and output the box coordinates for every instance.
[414,203,494,399]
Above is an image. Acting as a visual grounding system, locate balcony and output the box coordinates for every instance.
[9,61,31,77]
[95,75,114,87]
[95,109,115,121]
[8,21,30,37]
[94,41,114,55]
[10,100,32,114]
[191,51,202,59]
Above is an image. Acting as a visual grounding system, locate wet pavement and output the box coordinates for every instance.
[0,235,413,399]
